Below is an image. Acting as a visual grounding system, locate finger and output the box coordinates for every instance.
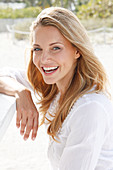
[16,111,22,128]
[20,116,27,136]
[24,117,33,140]
[31,116,39,140]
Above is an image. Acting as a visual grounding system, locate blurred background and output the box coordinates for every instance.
[0,0,113,42]
[0,0,113,170]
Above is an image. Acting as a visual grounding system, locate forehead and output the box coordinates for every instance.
[34,25,60,34]
[32,26,68,44]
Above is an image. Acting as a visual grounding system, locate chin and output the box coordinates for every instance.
[43,79,56,85]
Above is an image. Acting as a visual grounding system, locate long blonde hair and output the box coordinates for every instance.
[27,7,108,140]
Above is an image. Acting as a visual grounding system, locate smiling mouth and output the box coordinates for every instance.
[42,66,59,74]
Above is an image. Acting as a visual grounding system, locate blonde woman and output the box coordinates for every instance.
[0,7,113,170]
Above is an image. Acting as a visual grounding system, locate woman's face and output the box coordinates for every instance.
[32,26,80,93]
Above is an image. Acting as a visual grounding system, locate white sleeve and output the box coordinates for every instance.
[0,67,33,92]
[59,102,107,170]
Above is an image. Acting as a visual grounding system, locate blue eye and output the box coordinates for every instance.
[33,48,41,51]
[53,47,60,50]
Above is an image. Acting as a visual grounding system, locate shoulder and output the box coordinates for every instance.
[63,92,113,130]
[73,92,113,114]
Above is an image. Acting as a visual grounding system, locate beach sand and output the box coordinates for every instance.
[0,32,113,170]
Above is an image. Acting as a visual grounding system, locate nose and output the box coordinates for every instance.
[40,50,51,63]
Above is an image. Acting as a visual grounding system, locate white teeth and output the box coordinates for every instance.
[43,66,58,71]
[42,66,59,74]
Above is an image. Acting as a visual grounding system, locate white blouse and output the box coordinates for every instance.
[1,67,113,170]
[46,92,113,170]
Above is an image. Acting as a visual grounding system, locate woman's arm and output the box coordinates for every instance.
[0,68,39,141]
[0,67,33,92]
[0,76,28,96]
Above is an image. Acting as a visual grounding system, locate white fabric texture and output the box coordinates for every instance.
[1,67,113,170]
[0,67,33,92]
[0,94,16,141]
[46,92,113,170]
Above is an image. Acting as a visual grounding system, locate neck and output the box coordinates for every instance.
[57,78,73,97]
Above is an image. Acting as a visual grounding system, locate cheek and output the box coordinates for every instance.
[33,53,38,67]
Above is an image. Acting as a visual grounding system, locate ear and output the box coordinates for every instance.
[75,50,80,59]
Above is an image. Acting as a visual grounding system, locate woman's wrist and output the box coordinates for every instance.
[14,88,31,99]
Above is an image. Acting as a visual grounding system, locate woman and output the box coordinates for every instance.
[0,7,113,170]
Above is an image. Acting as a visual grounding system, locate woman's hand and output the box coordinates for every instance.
[15,89,39,141]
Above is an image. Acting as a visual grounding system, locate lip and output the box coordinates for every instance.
[41,66,59,75]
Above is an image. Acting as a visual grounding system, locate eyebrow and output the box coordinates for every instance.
[33,42,63,47]
[49,42,63,46]
[33,44,40,47]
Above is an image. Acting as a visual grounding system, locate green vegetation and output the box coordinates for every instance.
[0,0,113,20]
[77,0,113,19]
[0,6,41,18]
[1,0,113,40]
